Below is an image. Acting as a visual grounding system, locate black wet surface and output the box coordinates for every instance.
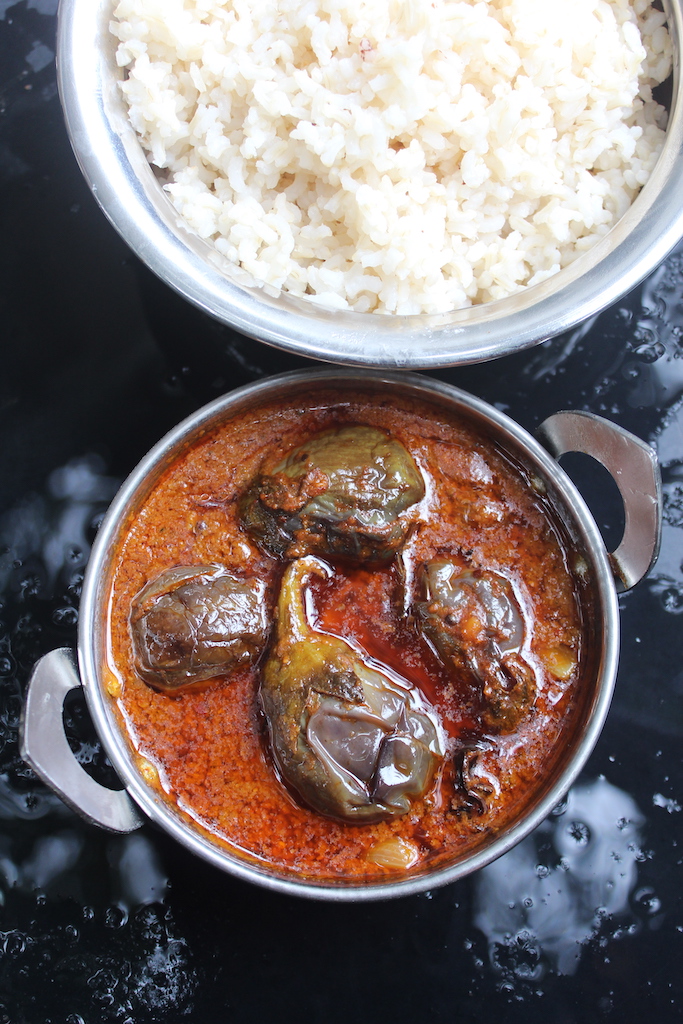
[1,2,683,1021]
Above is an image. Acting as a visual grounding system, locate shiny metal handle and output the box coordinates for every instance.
[20,648,143,833]
[537,410,662,592]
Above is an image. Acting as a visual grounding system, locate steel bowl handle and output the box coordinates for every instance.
[537,410,662,592]
[20,648,143,833]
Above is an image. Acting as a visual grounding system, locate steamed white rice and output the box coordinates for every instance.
[111,0,672,314]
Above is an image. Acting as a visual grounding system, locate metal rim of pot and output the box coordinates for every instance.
[20,369,662,900]
[56,0,683,368]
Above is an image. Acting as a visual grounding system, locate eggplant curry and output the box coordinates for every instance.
[104,385,591,882]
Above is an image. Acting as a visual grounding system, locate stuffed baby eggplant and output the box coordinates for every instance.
[260,555,443,823]
[416,563,537,733]
[240,425,425,563]
[130,565,269,692]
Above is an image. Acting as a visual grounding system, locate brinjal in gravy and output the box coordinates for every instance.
[106,385,588,883]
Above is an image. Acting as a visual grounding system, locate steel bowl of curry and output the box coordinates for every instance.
[20,370,661,900]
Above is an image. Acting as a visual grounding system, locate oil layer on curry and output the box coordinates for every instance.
[105,387,589,882]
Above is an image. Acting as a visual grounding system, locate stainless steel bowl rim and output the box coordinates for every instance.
[57,0,683,367]
[77,368,621,900]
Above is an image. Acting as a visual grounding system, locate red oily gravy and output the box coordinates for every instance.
[104,386,592,883]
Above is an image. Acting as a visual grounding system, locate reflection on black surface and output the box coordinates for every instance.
[0,455,118,599]
[473,777,646,980]
[0,454,119,793]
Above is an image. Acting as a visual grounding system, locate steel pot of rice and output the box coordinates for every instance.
[19,370,662,900]
[57,0,683,367]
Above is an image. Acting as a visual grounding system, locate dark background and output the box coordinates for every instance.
[1,2,683,1021]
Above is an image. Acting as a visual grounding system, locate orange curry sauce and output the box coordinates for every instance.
[105,387,588,883]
